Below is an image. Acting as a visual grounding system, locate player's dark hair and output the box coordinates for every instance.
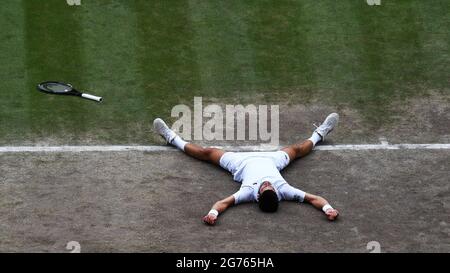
[258,190,279,213]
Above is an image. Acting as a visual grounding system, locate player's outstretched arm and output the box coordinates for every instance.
[203,195,235,226]
[304,193,339,221]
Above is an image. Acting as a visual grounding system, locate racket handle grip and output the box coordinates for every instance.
[81,93,103,102]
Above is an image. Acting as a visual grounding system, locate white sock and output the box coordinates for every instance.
[308,132,322,146]
[170,135,188,151]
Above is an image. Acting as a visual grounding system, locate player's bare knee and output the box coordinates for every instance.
[203,147,217,160]
[294,145,302,155]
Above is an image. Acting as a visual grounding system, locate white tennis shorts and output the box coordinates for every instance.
[219,151,291,183]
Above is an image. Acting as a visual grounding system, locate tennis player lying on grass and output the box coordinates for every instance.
[153,113,340,225]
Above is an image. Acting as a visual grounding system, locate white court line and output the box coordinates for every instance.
[0,143,449,153]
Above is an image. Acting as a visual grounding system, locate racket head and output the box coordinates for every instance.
[37,81,80,96]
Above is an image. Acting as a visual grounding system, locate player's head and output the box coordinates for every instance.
[258,181,278,213]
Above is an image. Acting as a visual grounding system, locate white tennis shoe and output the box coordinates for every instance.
[314,113,339,141]
[153,118,177,144]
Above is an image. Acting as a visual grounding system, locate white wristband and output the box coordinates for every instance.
[322,204,333,213]
[209,209,219,217]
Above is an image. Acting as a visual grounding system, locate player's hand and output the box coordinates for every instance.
[325,208,339,221]
[203,213,218,226]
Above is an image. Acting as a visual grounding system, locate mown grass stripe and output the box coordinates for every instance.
[186,0,261,100]
[78,1,148,144]
[23,0,87,143]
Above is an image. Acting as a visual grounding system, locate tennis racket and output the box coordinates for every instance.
[37,81,103,102]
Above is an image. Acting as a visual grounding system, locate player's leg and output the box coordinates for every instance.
[281,140,314,161]
[278,184,339,221]
[184,144,225,165]
[282,113,339,161]
[153,118,225,165]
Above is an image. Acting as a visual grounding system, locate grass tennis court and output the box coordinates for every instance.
[0,0,449,253]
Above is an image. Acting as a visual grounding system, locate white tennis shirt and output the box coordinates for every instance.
[219,151,306,205]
